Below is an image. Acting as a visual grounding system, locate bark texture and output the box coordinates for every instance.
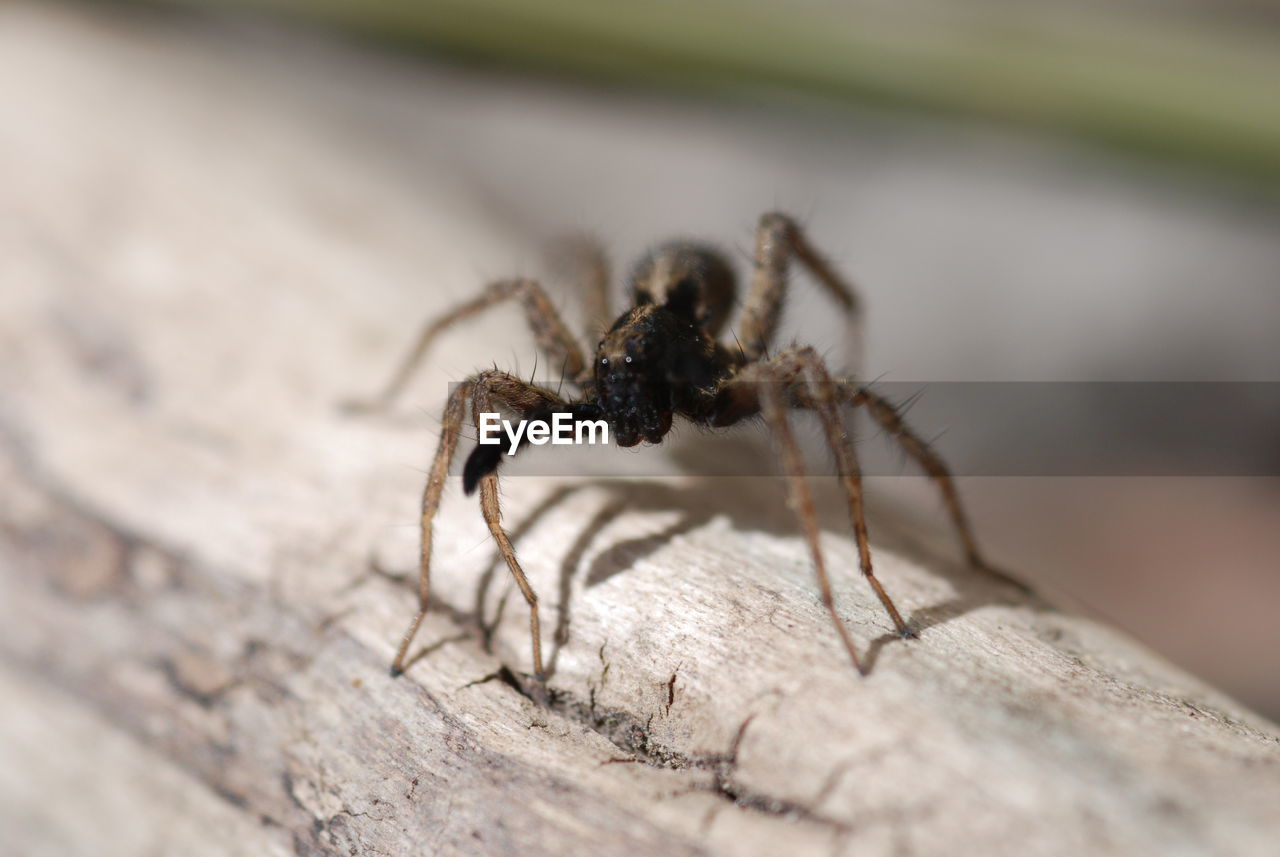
[2,5,1279,857]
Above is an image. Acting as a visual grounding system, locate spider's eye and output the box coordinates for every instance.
[624,356,633,364]
[600,357,609,365]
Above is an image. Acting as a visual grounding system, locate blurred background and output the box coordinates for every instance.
[3,0,1278,723]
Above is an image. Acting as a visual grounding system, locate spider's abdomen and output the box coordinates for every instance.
[628,242,737,337]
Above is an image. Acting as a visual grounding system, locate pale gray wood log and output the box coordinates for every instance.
[2,5,1279,857]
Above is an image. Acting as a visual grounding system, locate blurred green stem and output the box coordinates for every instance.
[222,0,1280,184]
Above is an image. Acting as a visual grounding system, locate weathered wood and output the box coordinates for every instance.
[2,5,1279,857]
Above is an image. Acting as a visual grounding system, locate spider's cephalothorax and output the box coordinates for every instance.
[349,212,991,680]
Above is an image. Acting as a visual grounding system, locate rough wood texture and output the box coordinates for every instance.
[3,5,1280,857]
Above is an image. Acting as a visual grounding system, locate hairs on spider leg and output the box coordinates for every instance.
[897,387,928,416]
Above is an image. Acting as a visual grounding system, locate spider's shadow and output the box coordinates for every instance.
[469,431,1042,678]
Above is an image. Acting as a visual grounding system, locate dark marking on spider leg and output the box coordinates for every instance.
[462,442,505,496]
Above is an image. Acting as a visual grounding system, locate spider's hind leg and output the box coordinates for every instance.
[346,278,590,414]
[547,234,613,343]
[735,212,865,365]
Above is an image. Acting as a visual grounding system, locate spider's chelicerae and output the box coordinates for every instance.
[352,212,987,679]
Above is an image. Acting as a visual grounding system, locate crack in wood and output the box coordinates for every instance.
[491,670,849,829]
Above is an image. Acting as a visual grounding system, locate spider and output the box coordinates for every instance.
[350,212,986,679]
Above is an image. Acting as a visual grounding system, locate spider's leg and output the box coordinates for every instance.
[788,350,912,638]
[470,375,556,678]
[346,278,589,414]
[476,473,544,678]
[717,348,910,672]
[548,234,612,343]
[857,386,980,566]
[846,385,993,573]
[751,366,863,672]
[735,212,864,363]
[391,370,567,677]
[390,379,473,676]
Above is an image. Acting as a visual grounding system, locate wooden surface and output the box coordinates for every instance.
[3,5,1280,856]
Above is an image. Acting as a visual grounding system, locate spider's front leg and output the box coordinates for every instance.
[391,369,568,678]
[713,346,911,675]
[390,378,472,677]
[345,278,590,415]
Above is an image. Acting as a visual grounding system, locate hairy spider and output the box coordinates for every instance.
[350,212,986,679]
